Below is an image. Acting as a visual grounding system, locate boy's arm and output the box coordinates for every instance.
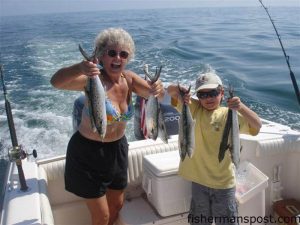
[167,84,191,106]
[238,103,262,132]
[167,84,180,100]
[167,84,181,107]
[227,97,262,132]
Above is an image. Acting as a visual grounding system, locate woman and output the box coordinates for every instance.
[51,28,164,225]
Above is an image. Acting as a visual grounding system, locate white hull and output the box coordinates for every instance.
[1,119,300,225]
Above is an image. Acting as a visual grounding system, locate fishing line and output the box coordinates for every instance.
[258,0,300,105]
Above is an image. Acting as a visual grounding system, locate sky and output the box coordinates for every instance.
[0,0,299,17]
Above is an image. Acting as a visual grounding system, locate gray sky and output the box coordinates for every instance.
[1,0,299,17]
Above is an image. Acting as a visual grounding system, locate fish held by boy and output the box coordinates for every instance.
[218,107,232,163]
[178,84,195,161]
[218,85,240,169]
[229,86,240,169]
[79,44,107,140]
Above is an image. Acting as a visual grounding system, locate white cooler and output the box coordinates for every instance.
[142,151,192,217]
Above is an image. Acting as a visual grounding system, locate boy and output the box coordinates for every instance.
[167,72,261,225]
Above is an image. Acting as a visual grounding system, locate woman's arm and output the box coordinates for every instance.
[130,71,165,101]
[50,61,100,91]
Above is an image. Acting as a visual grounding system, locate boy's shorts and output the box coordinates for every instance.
[65,131,129,198]
[189,182,238,225]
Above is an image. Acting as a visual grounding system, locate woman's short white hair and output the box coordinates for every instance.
[95,27,135,61]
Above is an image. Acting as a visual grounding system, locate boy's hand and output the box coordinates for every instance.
[182,92,191,104]
[178,86,191,104]
[227,96,242,111]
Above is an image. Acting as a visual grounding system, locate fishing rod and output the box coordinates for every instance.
[258,0,300,105]
[0,64,37,191]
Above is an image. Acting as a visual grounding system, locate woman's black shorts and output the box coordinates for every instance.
[65,131,129,198]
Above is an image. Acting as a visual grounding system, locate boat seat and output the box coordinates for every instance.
[38,165,55,225]
[38,157,85,225]
[38,158,82,206]
[39,162,91,224]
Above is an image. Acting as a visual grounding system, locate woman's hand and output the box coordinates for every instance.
[79,58,100,77]
[149,79,165,100]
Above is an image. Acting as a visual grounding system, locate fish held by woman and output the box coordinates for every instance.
[178,84,195,161]
[157,106,169,143]
[79,44,107,140]
[143,64,168,142]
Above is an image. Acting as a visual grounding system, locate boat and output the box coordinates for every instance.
[1,93,300,225]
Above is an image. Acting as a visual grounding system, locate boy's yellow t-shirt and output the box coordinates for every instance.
[174,98,259,189]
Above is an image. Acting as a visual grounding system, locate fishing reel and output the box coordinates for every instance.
[8,145,37,162]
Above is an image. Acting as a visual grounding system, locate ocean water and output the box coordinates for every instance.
[0,7,299,195]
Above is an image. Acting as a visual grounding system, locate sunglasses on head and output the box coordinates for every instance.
[106,49,129,59]
[196,89,220,99]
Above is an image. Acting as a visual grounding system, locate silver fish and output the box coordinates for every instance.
[158,105,169,143]
[145,95,159,140]
[133,96,146,140]
[178,84,195,161]
[229,86,240,169]
[218,85,241,169]
[218,108,232,162]
[79,44,107,140]
[143,64,162,141]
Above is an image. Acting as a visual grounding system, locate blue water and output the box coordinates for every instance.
[0,7,299,194]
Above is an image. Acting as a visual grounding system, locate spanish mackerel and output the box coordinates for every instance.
[158,106,169,143]
[229,86,240,169]
[218,108,232,162]
[79,44,107,140]
[218,85,240,169]
[178,84,195,161]
[143,64,166,141]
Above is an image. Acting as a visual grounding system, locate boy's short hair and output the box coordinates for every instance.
[195,72,222,92]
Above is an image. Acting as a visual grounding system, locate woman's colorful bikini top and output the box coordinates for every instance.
[105,97,134,124]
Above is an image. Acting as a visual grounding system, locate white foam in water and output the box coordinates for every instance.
[0,105,73,159]
[0,38,80,160]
